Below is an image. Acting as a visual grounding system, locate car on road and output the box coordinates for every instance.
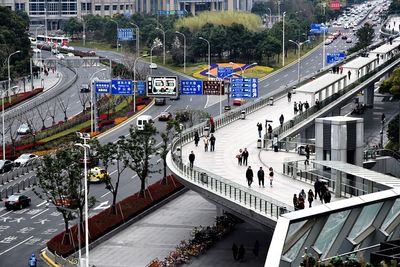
[88,167,109,183]
[14,154,38,167]
[67,53,75,57]
[341,35,348,40]
[136,115,153,130]
[233,98,245,106]
[346,38,353,43]
[80,84,90,93]
[324,38,333,45]
[159,111,172,121]
[5,194,31,210]
[149,63,158,69]
[155,97,166,106]
[17,123,31,135]
[56,53,65,60]
[0,160,13,173]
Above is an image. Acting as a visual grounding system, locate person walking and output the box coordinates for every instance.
[257,122,263,138]
[203,136,209,152]
[293,194,298,210]
[242,148,249,166]
[238,244,246,262]
[320,183,327,203]
[308,189,314,207]
[232,243,239,260]
[253,240,260,257]
[287,91,292,102]
[210,116,215,133]
[194,132,200,147]
[314,178,321,201]
[246,166,254,187]
[298,101,303,114]
[189,151,195,169]
[305,145,310,165]
[324,190,331,203]
[299,189,306,199]
[237,149,243,166]
[279,114,284,127]
[267,124,273,139]
[304,101,310,112]
[294,101,298,115]
[269,167,274,187]
[297,195,305,209]
[210,134,216,152]
[348,70,352,80]
[257,167,265,188]
[315,99,320,110]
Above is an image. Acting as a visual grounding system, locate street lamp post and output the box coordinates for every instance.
[278,1,281,21]
[150,43,161,75]
[110,19,119,52]
[90,68,107,134]
[267,8,272,27]
[289,40,308,83]
[3,50,20,160]
[282,12,286,66]
[155,27,166,65]
[35,25,44,39]
[199,37,210,80]
[130,23,140,55]
[322,3,326,69]
[75,132,91,267]
[133,56,144,113]
[44,8,48,43]
[175,31,186,73]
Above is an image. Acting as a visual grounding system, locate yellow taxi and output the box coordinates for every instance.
[88,167,109,183]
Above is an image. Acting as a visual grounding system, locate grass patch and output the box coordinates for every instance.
[69,41,118,52]
[40,120,91,143]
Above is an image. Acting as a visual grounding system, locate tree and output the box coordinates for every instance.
[356,23,374,49]
[251,1,269,17]
[57,97,70,122]
[174,108,210,128]
[123,124,158,197]
[387,115,399,151]
[77,87,90,113]
[63,18,83,37]
[47,101,58,125]
[36,104,49,130]
[379,68,400,99]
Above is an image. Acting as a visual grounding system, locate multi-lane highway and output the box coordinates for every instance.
[0,3,389,265]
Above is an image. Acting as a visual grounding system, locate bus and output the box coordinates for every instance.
[36,35,70,46]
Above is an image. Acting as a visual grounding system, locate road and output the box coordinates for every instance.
[0,3,389,266]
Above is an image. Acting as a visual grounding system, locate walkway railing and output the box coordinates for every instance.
[364,148,400,161]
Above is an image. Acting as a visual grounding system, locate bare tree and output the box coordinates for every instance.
[57,97,70,122]
[47,101,58,125]
[7,117,20,157]
[77,87,90,114]
[36,104,49,130]
[21,112,39,146]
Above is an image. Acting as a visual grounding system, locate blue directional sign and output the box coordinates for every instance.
[111,79,133,95]
[231,78,258,98]
[95,81,111,94]
[326,52,346,64]
[158,10,186,16]
[118,28,135,41]
[136,81,145,95]
[310,23,328,34]
[217,67,233,79]
[181,80,203,95]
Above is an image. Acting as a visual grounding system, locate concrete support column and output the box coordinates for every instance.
[318,91,322,102]
[334,170,342,198]
[311,94,316,106]
[364,83,375,108]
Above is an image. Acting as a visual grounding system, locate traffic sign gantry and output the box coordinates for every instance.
[111,79,133,95]
[95,81,111,94]
[231,78,258,98]
[326,52,346,64]
[118,28,135,41]
[203,81,224,95]
[147,76,178,97]
[181,80,203,95]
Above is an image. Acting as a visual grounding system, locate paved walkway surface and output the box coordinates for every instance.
[384,16,400,33]
[12,69,61,94]
[90,190,271,267]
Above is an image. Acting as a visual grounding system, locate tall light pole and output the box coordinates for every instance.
[35,25,44,39]
[322,3,326,69]
[75,132,91,267]
[155,27,166,65]
[282,12,286,66]
[44,7,48,43]
[110,19,119,52]
[199,37,210,80]
[90,68,107,134]
[267,8,272,27]
[175,31,186,73]
[3,50,20,160]
[130,22,140,55]
[81,17,86,47]
[289,40,308,83]
[278,1,281,22]
[133,56,144,113]
[150,43,161,75]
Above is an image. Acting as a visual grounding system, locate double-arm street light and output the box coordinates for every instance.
[110,19,119,52]
[175,31,186,73]
[3,50,21,160]
[199,37,210,80]
[75,132,91,267]
[130,22,140,55]
[90,68,107,134]
[282,12,286,66]
[155,27,166,65]
[133,56,144,112]
[289,40,309,83]
[267,8,272,27]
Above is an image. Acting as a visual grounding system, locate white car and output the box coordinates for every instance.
[67,53,74,57]
[149,63,158,69]
[56,54,64,60]
[14,154,38,167]
[17,123,31,135]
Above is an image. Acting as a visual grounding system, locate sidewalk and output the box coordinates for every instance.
[13,69,61,95]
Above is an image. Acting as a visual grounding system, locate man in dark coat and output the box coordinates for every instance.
[314,178,321,200]
[257,167,265,188]
[324,190,331,203]
[242,148,249,166]
[257,122,262,138]
[238,244,246,262]
[232,243,238,260]
[194,132,200,147]
[210,134,216,152]
[279,114,284,127]
[189,151,195,169]
[246,166,253,187]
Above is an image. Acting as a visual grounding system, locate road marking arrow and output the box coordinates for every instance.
[94,201,110,210]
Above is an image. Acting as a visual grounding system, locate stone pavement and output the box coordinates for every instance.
[384,16,400,34]
[12,69,61,94]
[89,190,271,267]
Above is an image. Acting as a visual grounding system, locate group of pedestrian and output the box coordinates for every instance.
[245,166,274,188]
[232,241,259,262]
[203,134,216,152]
[236,148,249,166]
[331,66,343,74]
[293,189,315,210]
[314,178,331,204]
[293,101,310,115]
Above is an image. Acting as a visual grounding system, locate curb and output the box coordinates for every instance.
[41,250,61,267]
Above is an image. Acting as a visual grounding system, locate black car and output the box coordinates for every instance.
[80,84,90,93]
[5,194,31,210]
[154,97,166,106]
[0,160,13,173]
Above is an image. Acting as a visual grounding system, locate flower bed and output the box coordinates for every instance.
[2,88,44,110]
[47,176,184,257]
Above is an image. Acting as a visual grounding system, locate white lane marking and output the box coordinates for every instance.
[155,142,162,148]
[0,211,12,217]
[157,158,162,163]
[36,200,48,207]
[190,97,192,102]
[131,174,137,179]
[204,96,210,109]
[100,191,111,198]
[109,170,117,176]
[76,101,80,104]
[30,208,49,219]
[164,105,171,112]
[0,236,34,256]
[274,78,280,82]
[283,74,288,78]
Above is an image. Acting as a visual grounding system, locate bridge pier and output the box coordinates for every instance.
[364,83,375,108]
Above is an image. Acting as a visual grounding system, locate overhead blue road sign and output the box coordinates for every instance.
[158,10,186,16]
[217,67,233,79]
[111,79,133,95]
[136,81,145,95]
[310,23,328,34]
[181,80,202,95]
[95,81,111,94]
[326,52,346,64]
[118,28,135,41]
[231,78,258,98]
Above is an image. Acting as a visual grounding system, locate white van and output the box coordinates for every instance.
[136,115,153,130]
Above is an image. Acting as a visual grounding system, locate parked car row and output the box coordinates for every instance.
[0,154,38,174]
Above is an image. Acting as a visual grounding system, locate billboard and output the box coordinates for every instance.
[146,76,178,97]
